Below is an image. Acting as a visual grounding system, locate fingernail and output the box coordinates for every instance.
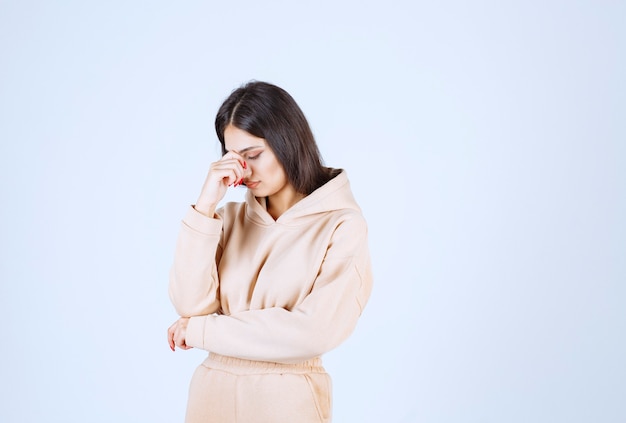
[243,161,247,169]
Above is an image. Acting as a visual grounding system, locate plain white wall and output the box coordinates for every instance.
[1,1,624,422]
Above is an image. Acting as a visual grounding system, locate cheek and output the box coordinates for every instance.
[250,161,265,176]
[249,159,270,179]
[258,157,280,179]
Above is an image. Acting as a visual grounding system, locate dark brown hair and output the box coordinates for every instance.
[215,81,337,195]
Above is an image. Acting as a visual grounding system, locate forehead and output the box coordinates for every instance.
[224,125,266,152]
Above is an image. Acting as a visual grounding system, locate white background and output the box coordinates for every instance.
[1,1,624,422]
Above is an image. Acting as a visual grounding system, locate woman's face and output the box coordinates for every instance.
[223,124,290,198]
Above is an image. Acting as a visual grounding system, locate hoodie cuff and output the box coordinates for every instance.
[182,205,222,235]
[186,316,207,350]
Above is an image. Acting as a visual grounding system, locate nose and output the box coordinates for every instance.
[242,163,252,180]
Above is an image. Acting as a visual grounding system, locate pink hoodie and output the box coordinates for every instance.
[169,170,373,364]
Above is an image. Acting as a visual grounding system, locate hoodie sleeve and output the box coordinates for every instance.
[184,213,373,364]
[168,206,223,317]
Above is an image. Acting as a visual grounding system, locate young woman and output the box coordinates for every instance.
[167,81,373,423]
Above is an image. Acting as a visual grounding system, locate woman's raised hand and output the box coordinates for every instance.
[194,152,249,217]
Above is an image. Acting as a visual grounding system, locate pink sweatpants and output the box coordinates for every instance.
[185,353,332,423]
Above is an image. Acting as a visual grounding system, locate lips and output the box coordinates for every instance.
[245,181,260,189]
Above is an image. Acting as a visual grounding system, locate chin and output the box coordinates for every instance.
[247,186,266,195]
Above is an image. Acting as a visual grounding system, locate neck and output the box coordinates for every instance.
[266,186,305,220]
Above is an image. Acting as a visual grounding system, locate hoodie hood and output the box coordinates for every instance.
[244,169,361,226]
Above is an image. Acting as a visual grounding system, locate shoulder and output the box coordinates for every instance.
[325,209,369,256]
[216,201,247,232]
[332,208,367,230]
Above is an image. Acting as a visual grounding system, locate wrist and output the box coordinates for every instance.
[193,202,216,217]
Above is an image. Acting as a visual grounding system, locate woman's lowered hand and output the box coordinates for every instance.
[167,317,192,351]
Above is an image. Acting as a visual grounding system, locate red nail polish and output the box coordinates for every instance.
[243,161,247,170]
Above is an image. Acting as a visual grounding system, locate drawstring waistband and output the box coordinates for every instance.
[202,352,326,375]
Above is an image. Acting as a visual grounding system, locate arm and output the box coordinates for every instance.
[185,214,373,363]
[168,206,223,317]
[169,150,249,317]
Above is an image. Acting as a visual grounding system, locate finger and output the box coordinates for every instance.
[224,157,247,186]
[175,338,187,349]
[218,153,246,175]
[222,152,247,175]
[211,161,244,186]
[173,325,192,350]
[167,326,176,351]
[207,166,239,187]
[222,150,246,163]
[173,328,185,348]
[177,334,192,350]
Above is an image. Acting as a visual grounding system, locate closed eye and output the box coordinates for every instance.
[247,152,262,160]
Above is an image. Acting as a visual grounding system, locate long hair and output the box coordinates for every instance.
[215,81,335,195]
